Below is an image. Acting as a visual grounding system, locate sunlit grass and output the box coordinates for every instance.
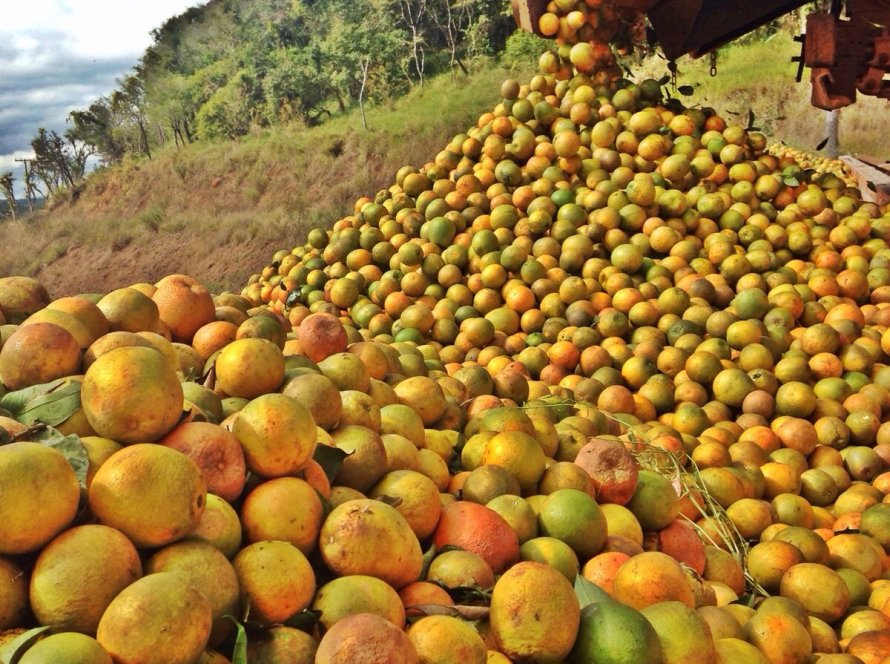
[629,33,890,157]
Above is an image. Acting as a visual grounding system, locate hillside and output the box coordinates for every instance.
[0,63,527,297]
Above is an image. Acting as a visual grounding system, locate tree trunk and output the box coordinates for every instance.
[825,109,840,158]
[138,119,152,159]
[359,58,371,131]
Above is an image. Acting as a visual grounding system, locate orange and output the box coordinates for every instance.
[0,442,80,555]
[480,430,547,493]
[231,393,317,478]
[89,443,206,549]
[152,274,216,343]
[18,632,112,664]
[17,302,101,349]
[744,610,813,663]
[145,540,240,647]
[406,615,487,664]
[233,540,316,624]
[537,488,608,560]
[712,638,769,664]
[245,626,317,664]
[330,424,389,492]
[281,372,343,432]
[485,494,539,544]
[433,500,520,574]
[394,376,448,425]
[314,613,419,664]
[600,503,644,546]
[312,574,406,631]
[0,556,28,630]
[845,630,890,664]
[779,562,850,623]
[489,561,580,664]
[96,572,212,664]
[613,551,695,610]
[640,600,717,664]
[82,345,184,444]
[519,536,580,583]
[702,546,746,597]
[159,421,247,502]
[573,438,639,505]
[653,518,707,575]
[625,469,680,531]
[296,312,349,362]
[427,549,495,590]
[320,498,422,589]
[186,493,243,558]
[0,322,81,390]
[581,551,630,597]
[215,337,285,398]
[29,524,141,635]
[399,581,454,613]
[96,287,160,333]
[191,320,238,362]
[368,470,443,540]
[240,477,324,555]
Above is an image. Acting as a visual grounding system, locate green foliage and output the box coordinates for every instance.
[501,30,550,68]
[64,0,516,165]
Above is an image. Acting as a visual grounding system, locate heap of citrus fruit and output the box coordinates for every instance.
[3,13,890,664]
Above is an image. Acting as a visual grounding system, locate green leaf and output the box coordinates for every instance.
[31,427,89,489]
[284,608,323,630]
[420,543,437,580]
[313,444,349,483]
[574,574,612,609]
[226,616,247,664]
[0,379,66,417]
[0,379,81,426]
[783,176,800,187]
[0,626,51,664]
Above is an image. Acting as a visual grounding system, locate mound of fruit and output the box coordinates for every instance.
[4,23,890,664]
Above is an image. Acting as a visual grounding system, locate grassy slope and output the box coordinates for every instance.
[1,37,887,297]
[0,62,525,296]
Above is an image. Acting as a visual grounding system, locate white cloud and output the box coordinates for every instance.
[4,1,202,60]
[0,1,202,196]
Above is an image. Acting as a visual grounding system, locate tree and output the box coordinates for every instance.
[109,74,152,159]
[69,99,125,165]
[29,128,94,196]
[0,173,16,221]
[396,0,429,86]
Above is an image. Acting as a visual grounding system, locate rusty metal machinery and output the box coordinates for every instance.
[511,0,890,110]
[799,1,890,109]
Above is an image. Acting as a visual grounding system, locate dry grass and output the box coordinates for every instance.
[0,61,520,283]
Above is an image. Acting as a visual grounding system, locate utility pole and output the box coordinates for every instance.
[14,158,35,213]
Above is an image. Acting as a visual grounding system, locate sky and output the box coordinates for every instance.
[0,0,203,197]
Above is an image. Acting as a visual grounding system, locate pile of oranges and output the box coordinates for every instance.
[3,14,890,664]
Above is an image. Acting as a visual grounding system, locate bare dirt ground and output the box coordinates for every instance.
[31,232,288,299]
